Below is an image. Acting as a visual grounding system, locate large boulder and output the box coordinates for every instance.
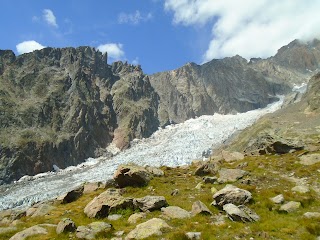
[279,201,301,213]
[194,161,220,176]
[128,213,147,224]
[56,185,84,204]
[133,196,168,212]
[212,184,252,207]
[56,218,77,234]
[125,218,171,239]
[161,206,191,219]
[223,204,259,222]
[9,225,49,240]
[217,168,248,183]
[76,222,112,240]
[191,200,213,216]
[26,203,55,217]
[84,188,134,218]
[113,165,152,187]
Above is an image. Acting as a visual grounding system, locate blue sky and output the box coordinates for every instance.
[1,0,320,74]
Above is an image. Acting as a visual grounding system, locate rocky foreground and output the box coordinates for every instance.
[1,145,320,239]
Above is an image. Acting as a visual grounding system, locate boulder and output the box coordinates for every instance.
[292,185,310,194]
[84,188,134,218]
[108,214,122,221]
[203,176,218,184]
[270,194,284,204]
[191,200,213,216]
[125,218,171,239]
[212,184,252,207]
[9,225,48,240]
[26,203,55,217]
[133,196,168,212]
[113,165,152,187]
[161,206,191,219]
[76,222,112,240]
[57,185,84,204]
[217,168,248,183]
[223,204,259,222]
[303,212,320,219]
[56,218,76,234]
[221,151,245,162]
[194,161,220,176]
[145,166,164,177]
[83,182,106,194]
[128,212,147,224]
[186,232,202,240]
[299,153,320,165]
[279,201,301,213]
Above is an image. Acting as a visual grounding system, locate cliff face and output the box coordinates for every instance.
[0,47,158,184]
[150,56,288,126]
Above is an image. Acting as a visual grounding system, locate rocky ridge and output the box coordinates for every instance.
[1,39,320,184]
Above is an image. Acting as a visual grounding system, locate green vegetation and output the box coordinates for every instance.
[1,149,320,239]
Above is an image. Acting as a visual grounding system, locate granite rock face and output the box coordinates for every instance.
[0,47,159,184]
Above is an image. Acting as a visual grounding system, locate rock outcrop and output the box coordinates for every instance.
[0,47,159,184]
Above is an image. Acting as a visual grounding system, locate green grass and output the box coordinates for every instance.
[1,150,320,239]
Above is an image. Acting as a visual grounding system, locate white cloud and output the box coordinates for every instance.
[16,40,46,54]
[43,9,58,28]
[165,0,320,62]
[118,10,153,25]
[132,57,139,65]
[97,43,125,61]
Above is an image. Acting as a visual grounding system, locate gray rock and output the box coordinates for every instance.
[221,151,244,162]
[9,225,48,240]
[194,161,220,176]
[57,185,84,204]
[212,184,252,207]
[217,168,248,183]
[292,185,310,193]
[83,182,106,194]
[26,203,55,217]
[223,203,259,222]
[113,165,152,187]
[238,205,260,221]
[128,212,147,224]
[145,166,164,177]
[108,214,122,221]
[279,201,301,213]
[161,206,191,219]
[185,232,202,240]
[133,195,168,212]
[203,176,218,184]
[76,222,112,240]
[125,218,171,239]
[303,212,320,219]
[191,200,213,216]
[299,153,320,165]
[270,194,284,204]
[56,218,76,234]
[84,188,134,218]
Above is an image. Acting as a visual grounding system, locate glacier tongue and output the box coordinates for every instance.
[0,97,284,211]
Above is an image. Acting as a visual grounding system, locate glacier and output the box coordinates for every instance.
[0,97,284,211]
